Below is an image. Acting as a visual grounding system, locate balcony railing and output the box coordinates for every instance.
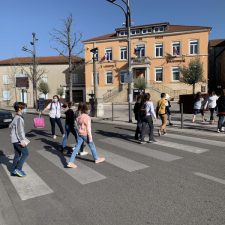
[131,56,150,65]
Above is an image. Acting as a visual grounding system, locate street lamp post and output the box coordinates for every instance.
[90,47,98,116]
[22,33,38,109]
[106,0,132,122]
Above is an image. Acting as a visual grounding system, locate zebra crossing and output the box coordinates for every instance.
[1,132,225,201]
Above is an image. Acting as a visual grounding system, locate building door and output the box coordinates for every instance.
[134,68,146,79]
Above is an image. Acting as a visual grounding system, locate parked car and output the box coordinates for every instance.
[0,110,13,128]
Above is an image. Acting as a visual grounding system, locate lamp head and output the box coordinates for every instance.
[90,47,98,53]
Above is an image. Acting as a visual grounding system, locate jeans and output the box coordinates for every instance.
[12,142,29,171]
[141,115,154,141]
[61,124,84,151]
[218,115,225,130]
[135,119,142,139]
[69,135,98,163]
[209,108,216,121]
[50,117,64,135]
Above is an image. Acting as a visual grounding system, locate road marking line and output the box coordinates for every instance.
[97,147,149,172]
[194,172,225,185]
[163,133,225,148]
[153,140,209,154]
[37,150,106,185]
[100,138,182,162]
[0,155,53,201]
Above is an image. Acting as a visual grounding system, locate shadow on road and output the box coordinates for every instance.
[0,150,12,173]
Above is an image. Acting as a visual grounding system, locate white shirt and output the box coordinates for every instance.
[205,95,218,109]
[145,101,156,119]
[193,98,204,110]
[47,102,62,118]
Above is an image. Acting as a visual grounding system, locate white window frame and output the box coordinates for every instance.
[135,44,145,57]
[3,90,10,101]
[105,71,113,84]
[171,67,180,81]
[155,67,163,82]
[155,43,163,57]
[105,48,112,61]
[3,75,10,85]
[189,40,198,55]
[131,29,140,35]
[172,41,181,56]
[142,28,152,34]
[119,31,128,36]
[154,26,164,33]
[120,47,127,60]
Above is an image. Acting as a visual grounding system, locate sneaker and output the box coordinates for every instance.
[14,169,24,177]
[217,129,221,133]
[148,139,157,143]
[158,129,161,136]
[162,132,167,135]
[95,157,105,164]
[67,162,77,168]
[78,151,88,156]
[11,169,17,176]
[53,135,57,139]
[139,141,146,144]
[21,170,27,176]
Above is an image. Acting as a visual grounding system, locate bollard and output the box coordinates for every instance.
[181,103,184,129]
[112,102,114,121]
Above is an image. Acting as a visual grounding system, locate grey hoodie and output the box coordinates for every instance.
[9,114,26,143]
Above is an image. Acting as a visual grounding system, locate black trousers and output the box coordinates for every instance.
[141,115,154,141]
[50,117,64,135]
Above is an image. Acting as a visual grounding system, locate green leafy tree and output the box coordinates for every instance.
[57,87,64,98]
[180,57,204,94]
[38,80,50,99]
[134,77,147,90]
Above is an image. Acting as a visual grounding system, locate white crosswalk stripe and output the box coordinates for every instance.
[153,140,209,154]
[37,150,106,185]
[194,172,225,185]
[97,147,149,172]
[0,155,53,201]
[100,138,182,162]
[163,133,225,148]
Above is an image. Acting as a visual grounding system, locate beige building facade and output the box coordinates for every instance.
[0,56,85,107]
[83,22,211,102]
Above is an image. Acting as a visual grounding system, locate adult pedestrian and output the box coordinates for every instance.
[204,90,218,124]
[133,95,143,140]
[216,89,225,133]
[67,103,105,168]
[9,102,29,177]
[43,95,64,139]
[192,92,205,123]
[156,93,168,136]
[140,93,157,144]
[165,93,173,126]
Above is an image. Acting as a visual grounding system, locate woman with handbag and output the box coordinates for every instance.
[9,102,30,177]
[43,95,64,139]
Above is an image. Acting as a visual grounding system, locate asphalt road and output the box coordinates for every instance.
[0,113,225,225]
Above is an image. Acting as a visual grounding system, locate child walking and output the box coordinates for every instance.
[9,102,29,177]
[67,103,105,168]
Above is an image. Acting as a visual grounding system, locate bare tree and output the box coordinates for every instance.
[51,14,83,102]
[20,61,46,107]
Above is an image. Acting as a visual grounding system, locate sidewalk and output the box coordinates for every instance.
[0,103,219,135]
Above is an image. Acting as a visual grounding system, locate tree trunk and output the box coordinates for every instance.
[192,83,195,95]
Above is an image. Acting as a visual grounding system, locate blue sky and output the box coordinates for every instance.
[0,0,224,59]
